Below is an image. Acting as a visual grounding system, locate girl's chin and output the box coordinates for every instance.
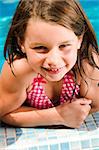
[43,72,66,82]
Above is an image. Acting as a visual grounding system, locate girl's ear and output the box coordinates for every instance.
[20,44,25,53]
[15,31,26,53]
[77,35,83,49]
[17,36,25,53]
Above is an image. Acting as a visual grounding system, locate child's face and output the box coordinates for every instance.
[20,19,82,82]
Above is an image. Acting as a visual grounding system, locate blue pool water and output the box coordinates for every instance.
[0,0,99,70]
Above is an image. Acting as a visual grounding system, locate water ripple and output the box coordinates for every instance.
[1,0,19,4]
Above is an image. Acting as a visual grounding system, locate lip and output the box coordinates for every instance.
[42,66,65,74]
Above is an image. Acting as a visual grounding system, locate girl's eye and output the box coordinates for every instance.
[32,46,48,53]
[33,46,47,50]
[59,44,71,49]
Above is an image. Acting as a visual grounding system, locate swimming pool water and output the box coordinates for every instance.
[0,0,99,70]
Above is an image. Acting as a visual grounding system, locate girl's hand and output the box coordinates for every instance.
[57,98,92,128]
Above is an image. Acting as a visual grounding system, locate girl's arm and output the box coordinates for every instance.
[1,98,91,128]
[1,106,61,127]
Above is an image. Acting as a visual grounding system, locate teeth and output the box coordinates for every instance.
[43,67,63,71]
[47,68,60,71]
[51,68,58,71]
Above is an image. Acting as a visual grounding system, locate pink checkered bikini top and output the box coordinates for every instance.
[26,72,80,109]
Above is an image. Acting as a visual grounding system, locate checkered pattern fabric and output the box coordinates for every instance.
[26,72,80,109]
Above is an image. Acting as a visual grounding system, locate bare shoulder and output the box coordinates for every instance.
[0,58,33,92]
[82,52,99,79]
[79,52,99,112]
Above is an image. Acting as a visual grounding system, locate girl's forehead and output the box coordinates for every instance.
[24,19,77,43]
[26,18,72,32]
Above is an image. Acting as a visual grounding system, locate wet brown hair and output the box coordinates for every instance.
[4,0,99,75]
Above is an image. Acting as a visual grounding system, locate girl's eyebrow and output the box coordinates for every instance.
[30,40,74,46]
[30,43,47,47]
[60,40,74,44]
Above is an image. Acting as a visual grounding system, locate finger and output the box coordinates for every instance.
[83,104,91,112]
[80,99,92,105]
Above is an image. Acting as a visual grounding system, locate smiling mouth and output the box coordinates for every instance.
[42,66,65,74]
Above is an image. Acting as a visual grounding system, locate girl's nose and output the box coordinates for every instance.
[44,48,65,68]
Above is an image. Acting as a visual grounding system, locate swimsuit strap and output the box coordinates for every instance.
[33,73,46,84]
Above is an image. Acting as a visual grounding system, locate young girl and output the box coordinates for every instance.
[0,0,99,128]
